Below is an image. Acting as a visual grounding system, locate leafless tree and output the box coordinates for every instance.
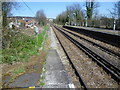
[66,3,84,26]
[109,1,120,30]
[35,10,47,26]
[55,11,68,25]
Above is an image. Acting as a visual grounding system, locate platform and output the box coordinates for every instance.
[44,49,74,88]
[65,25,120,36]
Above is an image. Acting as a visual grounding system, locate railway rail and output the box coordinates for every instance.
[52,25,120,88]
[63,26,120,48]
[56,26,120,70]
[52,26,88,89]
[59,26,120,58]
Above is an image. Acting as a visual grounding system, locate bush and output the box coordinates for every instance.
[2,26,48,64]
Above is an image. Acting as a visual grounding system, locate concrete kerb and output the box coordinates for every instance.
[43,26,75,88]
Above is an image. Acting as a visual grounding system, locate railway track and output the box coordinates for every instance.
[52,25,119,88]
[56,26,120,70]
[52,26,88,89]
[63,26,120,48]
[60,26,120,58]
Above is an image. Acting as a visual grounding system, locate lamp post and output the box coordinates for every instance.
[68,15,70,25]
[73,13,76,26]
[113,17,116,30]
[85,16,87,27]
[84,8,88,27]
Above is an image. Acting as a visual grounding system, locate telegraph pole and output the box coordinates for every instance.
[85,16,88,27]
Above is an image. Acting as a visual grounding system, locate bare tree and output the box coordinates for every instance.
[55,11,68,25]
[118,1,120,19]
[110,1,120,30]
[2,2,18,28]
[35,10,47,26]
[66,5,74,25]
[66,3,84,26]
[72,4,84,26]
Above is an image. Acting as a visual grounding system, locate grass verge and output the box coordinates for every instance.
[2,26,48,64]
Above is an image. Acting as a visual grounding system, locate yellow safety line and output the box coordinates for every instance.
[29,86,35,88]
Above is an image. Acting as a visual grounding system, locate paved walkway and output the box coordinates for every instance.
[44,50,73,88]
[43,26,74,88]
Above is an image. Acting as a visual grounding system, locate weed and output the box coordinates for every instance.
[13,68,25,75]
[40,82,45,86]
[2,26,49,64]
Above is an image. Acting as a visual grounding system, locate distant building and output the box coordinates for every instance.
[7,16,37,29]
[47,18,54,22]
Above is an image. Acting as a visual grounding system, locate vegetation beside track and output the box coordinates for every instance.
[2,26,48,64]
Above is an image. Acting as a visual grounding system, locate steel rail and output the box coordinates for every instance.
[58,26,120,58]
[54,25,120,83]
[52,25,88,89]
[55,26,120,72]
[63,26,120,48]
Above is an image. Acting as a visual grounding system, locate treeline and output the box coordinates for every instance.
[54,4,84,26]
[54,1,120,30]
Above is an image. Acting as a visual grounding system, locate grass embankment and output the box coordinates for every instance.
[2,26,48,64]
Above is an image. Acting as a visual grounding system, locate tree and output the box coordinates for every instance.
[2,1,19,49]
[100,16,113,29]
[2,2,17,28]
[92,11,101,27]
[66,3,84,26]
[55,11,68,25]
[66,5,74,25]
[71,4,84,26]
[85,0,99,26]
[110,1,120,30]
[86,0,99,19]
[35,10,47,26]
[116,1,120,30]
[117,1,120,19]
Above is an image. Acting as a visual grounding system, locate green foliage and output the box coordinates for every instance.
[2,26,48,64]
[13,68,24,75]
[40,82,45,86]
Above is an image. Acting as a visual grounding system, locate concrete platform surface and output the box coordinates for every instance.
[44,49,74,88]
[65,25,120,36]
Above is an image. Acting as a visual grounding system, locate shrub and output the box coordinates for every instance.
[1,26,48,64]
